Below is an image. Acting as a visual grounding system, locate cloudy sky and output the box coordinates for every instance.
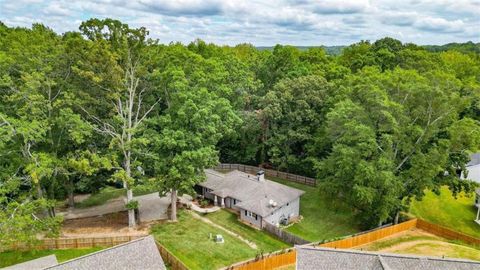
[1,0,479,46]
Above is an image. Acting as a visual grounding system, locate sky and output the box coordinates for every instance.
[0,0,479,46]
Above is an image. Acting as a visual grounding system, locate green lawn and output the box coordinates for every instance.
[0,247,103,268]
[409,186,480,238]
[151,210,272,270]
[203,209,290,252]
[268,176,361,242]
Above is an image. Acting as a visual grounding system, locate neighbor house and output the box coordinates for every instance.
[475,188,480,225]
[296,246,480,270]
[195,169,304,228]
[4,236,166,270]
[461,153,480,183]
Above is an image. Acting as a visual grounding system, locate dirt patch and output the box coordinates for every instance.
[61,211,150,237]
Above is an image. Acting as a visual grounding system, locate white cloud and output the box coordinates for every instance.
[0,0,477,45]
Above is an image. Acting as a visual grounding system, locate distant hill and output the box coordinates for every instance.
[422,41,480,54]
[256,45,346,55]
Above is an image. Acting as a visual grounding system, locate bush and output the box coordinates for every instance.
[200,199,210,208]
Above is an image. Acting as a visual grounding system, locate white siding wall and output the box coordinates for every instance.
[264,197,300,225]
[240,209,262,228]
[462,164,480,184]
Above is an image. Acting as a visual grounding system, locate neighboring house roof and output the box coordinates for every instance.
[44,236,165,270]
[296,246,480,270]
[467,153,480,167]
[2,255,58,270]
[199,169,304,217]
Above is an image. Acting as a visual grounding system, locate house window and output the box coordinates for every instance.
[287,203,289,206]
[245,211,258,220]
[233,199,237,205]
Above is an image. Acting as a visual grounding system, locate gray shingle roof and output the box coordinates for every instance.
[200,169,304,217]
[468,153,480,167]
[44,236,165,270]
[2,255,58,270]
[296,246,480,270]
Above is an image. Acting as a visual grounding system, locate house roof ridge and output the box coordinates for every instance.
[295,246,480,264]
[43,235,152,269]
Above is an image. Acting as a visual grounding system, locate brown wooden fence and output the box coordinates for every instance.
[416,219,480,247]
[222,249,296,270]
[264,222,309,245]
[7,235,147,251]
[215,163,316,187]
[155,241,189,270]
[315,219,418,249]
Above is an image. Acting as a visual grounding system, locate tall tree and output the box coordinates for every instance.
[146,65,239,221]
[76,19,159,227]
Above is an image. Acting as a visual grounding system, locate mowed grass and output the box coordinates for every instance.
[203,209,290,252]
[358,229,480,261]
[0,247,103,268]
[409,186,480,238]
[151,210,262,270]
[268,176,361,242]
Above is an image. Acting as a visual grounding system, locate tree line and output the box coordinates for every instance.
[1,19,479,245]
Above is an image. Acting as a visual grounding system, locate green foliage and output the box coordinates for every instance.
[0,247,104,268]
[0,19,479,237]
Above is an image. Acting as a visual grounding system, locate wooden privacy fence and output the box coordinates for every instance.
[315,219,418,249]
[264,222,309,245]
[7,235,146,251]
[222,249,296,270]
[215,163,317,187]
[155,241,189,270]
[416,219,480,247]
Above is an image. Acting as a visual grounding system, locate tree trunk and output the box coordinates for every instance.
[67,178,75,209]
[394,211,400,225]
[170,189,177,222]
[124,154,136,228]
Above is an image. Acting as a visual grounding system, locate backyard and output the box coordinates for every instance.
[409,186,480,238]
[151,209,290,270]
[268,176,362,242]
[0,247,103,268]
[357,228,480,261]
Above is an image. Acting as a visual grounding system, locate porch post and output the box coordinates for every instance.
[221,197,225,208]
[214,195,218,206]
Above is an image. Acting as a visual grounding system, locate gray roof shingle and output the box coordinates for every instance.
[296,246,480,270]
[2,255,58,270]
[468,153,480,167]
[45,236,165,270]
[199,170,304,217]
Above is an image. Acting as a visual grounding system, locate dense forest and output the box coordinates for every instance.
[1,19,479,245]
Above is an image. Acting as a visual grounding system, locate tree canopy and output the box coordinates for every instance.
[1,20,479,241]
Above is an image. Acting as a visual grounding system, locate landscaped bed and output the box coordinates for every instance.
[151,210,289,270]
[355,228,480,261]
[0,247,104,268]
[267,176,362,242]
[409,186,480,238]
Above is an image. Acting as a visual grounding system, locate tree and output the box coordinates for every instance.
[76,19,159,227]
[262,75,333,174]
[146,67,239,221]
[318,67,480,227]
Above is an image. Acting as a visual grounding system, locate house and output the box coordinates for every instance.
[475,188,480,225]
[461,153,480,183]
[195,169,305,228]
[4,236,166,270]
[296,245,480,270]
[2,255,58,270]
